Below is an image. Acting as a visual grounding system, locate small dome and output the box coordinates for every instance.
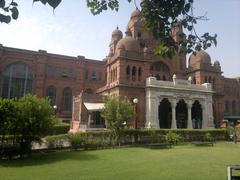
[131,9,140,19]
[116,35,140,52]
[189,50,211,66]
[214,60,220,66]
[112,26,123,37]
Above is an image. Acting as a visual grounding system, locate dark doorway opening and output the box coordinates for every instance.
[90,111,105,128]
[191,101,202,129]
[176,99,187,128]
[159,98,172,128]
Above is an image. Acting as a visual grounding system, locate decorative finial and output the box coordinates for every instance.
[188,76,192,82]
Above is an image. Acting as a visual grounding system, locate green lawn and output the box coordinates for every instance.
[0,142,240,180]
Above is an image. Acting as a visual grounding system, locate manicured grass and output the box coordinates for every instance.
[0,142,240,180]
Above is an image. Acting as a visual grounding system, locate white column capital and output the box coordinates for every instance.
[187,99,193,109]
[171,98,177,108]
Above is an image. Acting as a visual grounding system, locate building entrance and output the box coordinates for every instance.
[176,99,188,128]
[159,98,172,128]
[191,101,202,129]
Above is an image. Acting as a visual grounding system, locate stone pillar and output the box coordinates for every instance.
[207,97,215,128]
[187,100,193,129]
[87,112,92,128]
[145,89,159,129]
[171,99,177,129]
[202,101,208,129]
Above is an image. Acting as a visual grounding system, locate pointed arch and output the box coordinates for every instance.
[150,61,170,81]
[176,99,187,128]
[159,98,172,128]
[46,85,56,106]
[191,100,202,129]
[126,65,130,80]
[132,66,136,81]
[62,87,72,112]
[138,67,142,81]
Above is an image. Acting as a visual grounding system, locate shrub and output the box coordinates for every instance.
[68,133,85,150]
[45,134,69,149]
[49,123,70,135]
[205,132,213,142]
[0,95,56,159]
[165,131,182,145]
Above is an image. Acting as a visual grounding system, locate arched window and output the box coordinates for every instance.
[209,76,212,83]
[193,77,196,84]
[225,101,229,114]
[239,101,240,114]
[114,68,117,81]
[204,76,207,83]
[46,86,56,106]
[99,72,102,81]
[84,88,93,94]
[212,77,215,88]
[91,72,97,81]
[232,101,236,115]
[150,65,153,71]
[85,70,88,80]
[155,74,160,80]
[2,62,33,98]
[138,67,142,81]
[126,65,130,80]
[150,62,170,81]
[132,66,136,81]
[110,70,113,82]
[113,69,115,81]
[62,87,72,112]
[162,75,166,81]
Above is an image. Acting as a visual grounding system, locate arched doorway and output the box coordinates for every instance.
[191,101,202,129]
[176,99,187,128]
[159,98,172,128]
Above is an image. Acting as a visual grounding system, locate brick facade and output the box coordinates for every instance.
[0,9,239,128]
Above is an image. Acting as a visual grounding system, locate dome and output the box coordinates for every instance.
[189,50,211,66]
[130,9,140,19]
[112,26,123,37]
[116,31,140,52]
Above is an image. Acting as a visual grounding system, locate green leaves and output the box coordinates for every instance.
[0,0,5,8]
[101,96,133,132]
[86,0,132,15]
[10,6,18,19]
[33,0,62,9]
[141,0,217,57]
[0,0,18,23]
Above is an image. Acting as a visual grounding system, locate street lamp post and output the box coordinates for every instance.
[133,98,139,129]
[53,105,57,115]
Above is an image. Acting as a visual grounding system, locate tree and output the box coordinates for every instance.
[16,94,56,155]
[101,96,133,135]
[0,0,217,58]
[0,94,56,158]
[0,98,19,136]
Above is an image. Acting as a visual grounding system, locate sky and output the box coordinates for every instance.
[0,0,240,78]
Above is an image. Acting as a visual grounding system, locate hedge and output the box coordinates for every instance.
[120,129,227,142]
[43,129,228,151]
[48,123,70,135]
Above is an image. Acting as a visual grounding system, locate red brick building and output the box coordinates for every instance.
[0,9,239,129]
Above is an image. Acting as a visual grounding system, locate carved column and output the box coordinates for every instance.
[187,100,193,129]
[207,96,215,128]
[202,101,208,129]
[145,89,159,129]
[171,99,177,129]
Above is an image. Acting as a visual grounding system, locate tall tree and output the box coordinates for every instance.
[0,0,217,58]
[101,96,133,132]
